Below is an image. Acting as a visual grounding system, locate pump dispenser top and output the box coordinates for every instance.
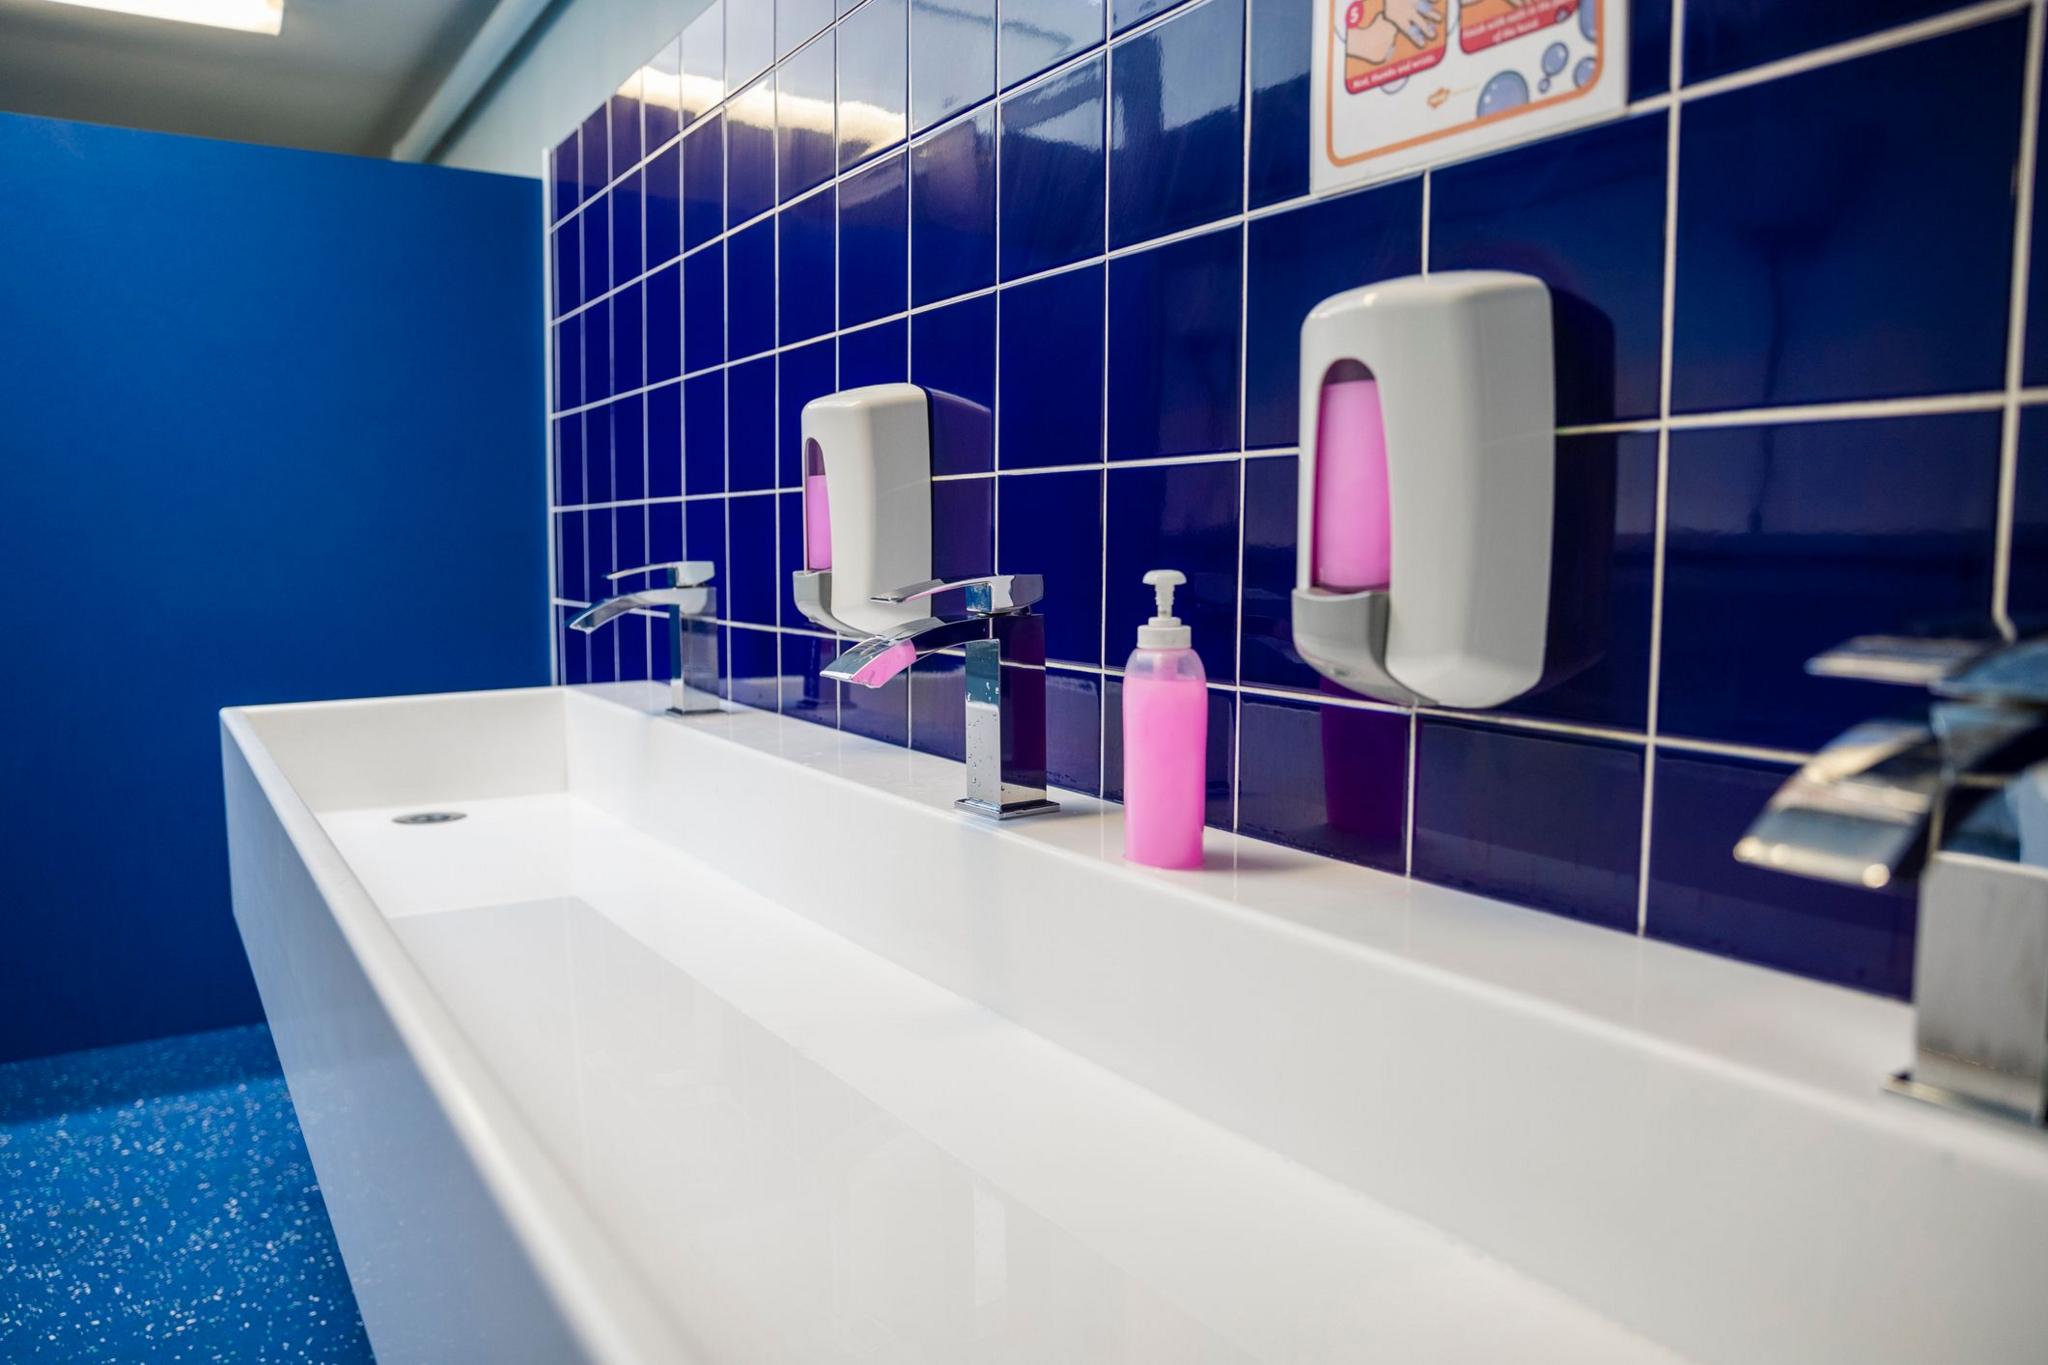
[1138,569,1190,650]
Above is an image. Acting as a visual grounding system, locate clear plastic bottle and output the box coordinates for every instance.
[1122,570,1207,869]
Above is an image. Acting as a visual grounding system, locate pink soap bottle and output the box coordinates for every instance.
[1122,569,1207,870]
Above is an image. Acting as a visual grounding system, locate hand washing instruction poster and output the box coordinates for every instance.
[1312,0,1627,192]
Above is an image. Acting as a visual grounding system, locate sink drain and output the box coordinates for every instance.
[391,811,466,826]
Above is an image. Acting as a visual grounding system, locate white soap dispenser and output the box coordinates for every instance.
[792,383,935,637]
[1122,569,1206,870]
[1291,271,1555,708]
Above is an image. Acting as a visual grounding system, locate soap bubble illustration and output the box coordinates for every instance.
[1573,56,1595,87]
[1539,78,1551,93]
[1476,70,1529,116]
[1379,77,1409,94]
[1579,0,1597,41]
[1542,42,1568,75]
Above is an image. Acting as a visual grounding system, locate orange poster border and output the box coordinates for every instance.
[1322,0,1609,169]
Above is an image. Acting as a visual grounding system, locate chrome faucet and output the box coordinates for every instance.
[823,574,1060,820]
[1737,633,2048,1126]
[570,561,722,716]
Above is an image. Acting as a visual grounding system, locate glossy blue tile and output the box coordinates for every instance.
[1247,0,1309,209]
[1672,19,2022,412]
[683,114,725,247]
[912,293,995,473]
[586,503,614,602]
[1107,225,1240,461]
[729,626,780,709]
[841,661,911,743]
[781,0,836,56]
[1631,0,1671,99]
[580,104,609,194]
[1106,459,1239,681]
[728,0,775,87]
[779,338,837,488]
[1413,720,1644,930]
[583,407,612,504]
[780,33,838,201]
[552,218,580,316]
[609,75,643,181]
[1660,414,2001,752]
[997,468,1103,664]
[840,152,908,327]
[728,218,776,358]
[1001,0,1106,88]
[727,76,779,227]
[554,319,582,411]
[556,511,586,599]
[1236,695,1406,872]
[998,265,1104,468]
[1432,111,1667,426]
[840,317,908,387]
[611,395,646,501]
[728,493,778,624]
[728,356,777,491]
[559,605,590,682]
[840,0,908,168]
[616,605,653,682]
[613,505,647,589]
[1496,431,1657,731]
[686,497,727,577]
[911,653,967,759]
[910,107,997,304]
[934,475,995,581]
[2009,409,2048,628]
[580,192,609,302]
[2032,34,2048,388]
[681,1,726,123]
[1685,0,1974,84]
[610,280,642,395]
[783,633,840,724]
[583,296,611,403]
[912,0,995,131]
[684,241,725,371]
[650,498,683,571]
[647,381,683,499]
[1238,454,1316,692]
[646,261,681,384]
[606,171,638,290]
[1114,0,1191,31]
[1047,666,1102,794]
[645,143,681,268]
[1109,0,1243,248]
[645,39,683,147]
[779,186,836,342]
[1647,752,1916,997]
[684,369,726,494]
[1244,179,1422,446]
[998,56,1105,279]
[1102,680,1235,828]
[552,130,580,222]
[553,415,584,507]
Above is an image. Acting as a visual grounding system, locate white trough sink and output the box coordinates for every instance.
[221,682,2048,1364]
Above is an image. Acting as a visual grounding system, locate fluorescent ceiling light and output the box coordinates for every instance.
[40,0,284,35]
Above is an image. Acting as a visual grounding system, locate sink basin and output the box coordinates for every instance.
[223,683,2048,1364]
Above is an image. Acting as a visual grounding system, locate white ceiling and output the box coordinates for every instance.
[0,0,506,158]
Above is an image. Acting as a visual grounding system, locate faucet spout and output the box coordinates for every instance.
[823,614,993,687]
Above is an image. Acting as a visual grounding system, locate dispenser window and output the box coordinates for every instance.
[803,438,832,571]
[1311,359,1391,592]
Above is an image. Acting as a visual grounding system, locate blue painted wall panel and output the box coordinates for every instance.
[0,114,547,1064]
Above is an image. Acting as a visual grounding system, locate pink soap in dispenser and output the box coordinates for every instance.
[1122,569,1207,869]
[1311,360,1392,592]
[802,438,832,570]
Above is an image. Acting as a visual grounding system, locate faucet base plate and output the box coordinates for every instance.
[955,797,1061,821]
[1884,1069,2048,1133]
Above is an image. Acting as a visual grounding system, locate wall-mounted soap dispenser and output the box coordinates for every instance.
[1292,271,1555,709]
[791,383,936,638]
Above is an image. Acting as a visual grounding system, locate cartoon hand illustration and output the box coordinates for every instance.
[1345,14,1400,63]
[1381,0,1442,45]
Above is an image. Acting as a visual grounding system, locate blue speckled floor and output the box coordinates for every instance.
[0,1025,374,1361]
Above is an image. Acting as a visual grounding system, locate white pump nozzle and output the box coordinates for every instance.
[1138,569,1190,650]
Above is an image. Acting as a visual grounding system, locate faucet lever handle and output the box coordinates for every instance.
[1806,635,1993,687]
[608,560,717,588]
[872,574,1043,615]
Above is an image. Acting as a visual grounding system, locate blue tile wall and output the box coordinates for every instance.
[546,0,2047,1002]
